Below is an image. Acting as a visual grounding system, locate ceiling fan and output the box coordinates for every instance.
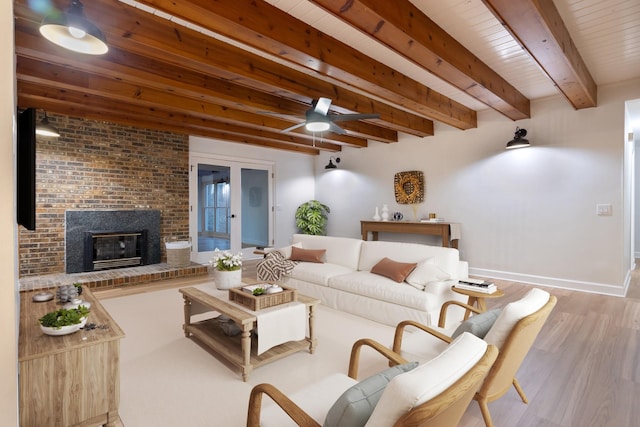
[281,97,380,134]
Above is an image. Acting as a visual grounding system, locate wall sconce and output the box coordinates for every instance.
[35,110,60,138]
[505,127,530,150]
[325,156,340,169]
[40,0,108,55]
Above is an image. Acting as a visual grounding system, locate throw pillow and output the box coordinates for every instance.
[289,246,326,263]
[451,308,502,339]
[405,258,451,290]
[323,362,419,427]
[274,242,302,259]
[370,257,417,283]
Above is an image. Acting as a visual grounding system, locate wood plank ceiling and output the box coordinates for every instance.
[13,0,640,155]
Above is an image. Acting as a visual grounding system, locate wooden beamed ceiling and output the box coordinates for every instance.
[13,0,597,155]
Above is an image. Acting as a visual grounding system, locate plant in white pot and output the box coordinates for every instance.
[210,249,243,290]
[295,200,330,235]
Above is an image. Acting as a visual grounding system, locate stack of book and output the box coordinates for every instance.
[455,278,497,294]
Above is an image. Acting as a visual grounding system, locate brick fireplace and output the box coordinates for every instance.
[17,113,189,278]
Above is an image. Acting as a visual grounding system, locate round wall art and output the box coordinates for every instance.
[394,171,425,204]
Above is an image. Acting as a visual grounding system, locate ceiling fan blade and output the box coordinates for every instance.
[280,122,306,133]
[330,113,381,122]
[329,122,346,135]
[314,97,332,116]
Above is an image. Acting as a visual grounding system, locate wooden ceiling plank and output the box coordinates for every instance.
[309,0,530,121]
[14,2,429,138]
[482,0,597,109]
[123,0,477,129]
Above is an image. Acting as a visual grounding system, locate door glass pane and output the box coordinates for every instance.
[241,168,269,253]
[197,164,230,252]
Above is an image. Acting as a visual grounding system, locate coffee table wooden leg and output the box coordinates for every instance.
[477,297,487,312]
[241,326,253,382]
[182,295,192,337]
[308,305,317,354]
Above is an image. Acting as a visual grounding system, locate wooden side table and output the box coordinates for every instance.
[451,286,505,320]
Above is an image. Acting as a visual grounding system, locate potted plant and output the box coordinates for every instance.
[209,249,243,290]
[295,200,330,235]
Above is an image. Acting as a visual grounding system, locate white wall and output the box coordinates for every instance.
[316,79,640,296]
[2,0,19,425]
[189,136,316,248]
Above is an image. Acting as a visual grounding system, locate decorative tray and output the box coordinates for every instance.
[229,285,297,311]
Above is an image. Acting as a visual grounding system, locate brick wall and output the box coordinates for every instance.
[18,113,190,277]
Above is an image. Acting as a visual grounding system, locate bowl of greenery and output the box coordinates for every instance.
[39,306,90,336]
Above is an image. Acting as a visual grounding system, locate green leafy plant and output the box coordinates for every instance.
[39,306,90,329]
[295,200,330,235]
[252,287,265,296]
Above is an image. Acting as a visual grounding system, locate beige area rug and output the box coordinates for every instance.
[100,285,401,427]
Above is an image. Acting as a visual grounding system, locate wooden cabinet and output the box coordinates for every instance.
[19,288,124,426]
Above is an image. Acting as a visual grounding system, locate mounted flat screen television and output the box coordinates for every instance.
[17,108,36,231]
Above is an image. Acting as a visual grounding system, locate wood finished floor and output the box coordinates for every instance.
[96,262,640,426]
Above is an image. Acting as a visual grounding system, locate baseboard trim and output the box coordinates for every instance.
[468,267,629,297]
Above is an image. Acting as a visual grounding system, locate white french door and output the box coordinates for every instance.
[189,154,273,264]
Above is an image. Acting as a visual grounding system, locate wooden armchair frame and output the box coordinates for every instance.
[247,338,498,427]
[392,294,557,427]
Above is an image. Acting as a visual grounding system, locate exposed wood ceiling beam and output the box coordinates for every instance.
[482,0,597,109]
[134,0,477,130]
[309,0,530,121]
[18,90,327,155]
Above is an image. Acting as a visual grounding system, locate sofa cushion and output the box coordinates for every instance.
[359,241,460,280]
[323,362,419,427]
[329,272,436,311]
[366,333,488,427]
[484,288,550,348]
[290,262,354,286]
[272,242,303,258]
[451,308,501,339]
[370,257,417,283]
[292,234,363,270]
[290,246,326,263]
[405,258,451,290]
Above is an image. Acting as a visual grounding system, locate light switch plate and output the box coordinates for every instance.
[596,204,612,216]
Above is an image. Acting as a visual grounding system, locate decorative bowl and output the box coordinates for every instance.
[40,323,82,336]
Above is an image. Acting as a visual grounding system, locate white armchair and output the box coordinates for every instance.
[392,288,557,427]
[246,332,498,427]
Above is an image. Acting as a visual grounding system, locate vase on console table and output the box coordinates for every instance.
[373,207,381,221]
[212,268,242,290]
[381,204,389,221]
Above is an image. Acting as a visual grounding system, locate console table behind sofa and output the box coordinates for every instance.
[361,220,460,249]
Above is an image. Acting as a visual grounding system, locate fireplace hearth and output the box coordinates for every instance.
[66,210,161,273]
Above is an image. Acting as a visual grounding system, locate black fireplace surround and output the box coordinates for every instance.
[65,210,161,273]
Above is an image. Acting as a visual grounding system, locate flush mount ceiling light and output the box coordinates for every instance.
[505,127,530,150]
[40,0,108,55]
[325,156,341,169]
[35,111,60,138]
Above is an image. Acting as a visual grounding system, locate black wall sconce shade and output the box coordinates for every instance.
[40,0,108,55]
[35,111,60,138]
[325,156,341,169]
[506,127,530,149]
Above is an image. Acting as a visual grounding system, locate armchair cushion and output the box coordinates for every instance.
[366,332,487,427]
[451,308,501,339]
[404,258,451,290]
[323,362,419,427]
[484,288,550,348]
[370,257,417,283]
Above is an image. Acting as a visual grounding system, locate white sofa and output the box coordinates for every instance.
[266,234,468,327]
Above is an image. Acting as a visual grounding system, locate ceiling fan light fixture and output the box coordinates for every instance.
[36,111,60,138]
[325,156,340,169]
[40,0,108,55]
[506,127,530,150]
[305,121,331,133]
